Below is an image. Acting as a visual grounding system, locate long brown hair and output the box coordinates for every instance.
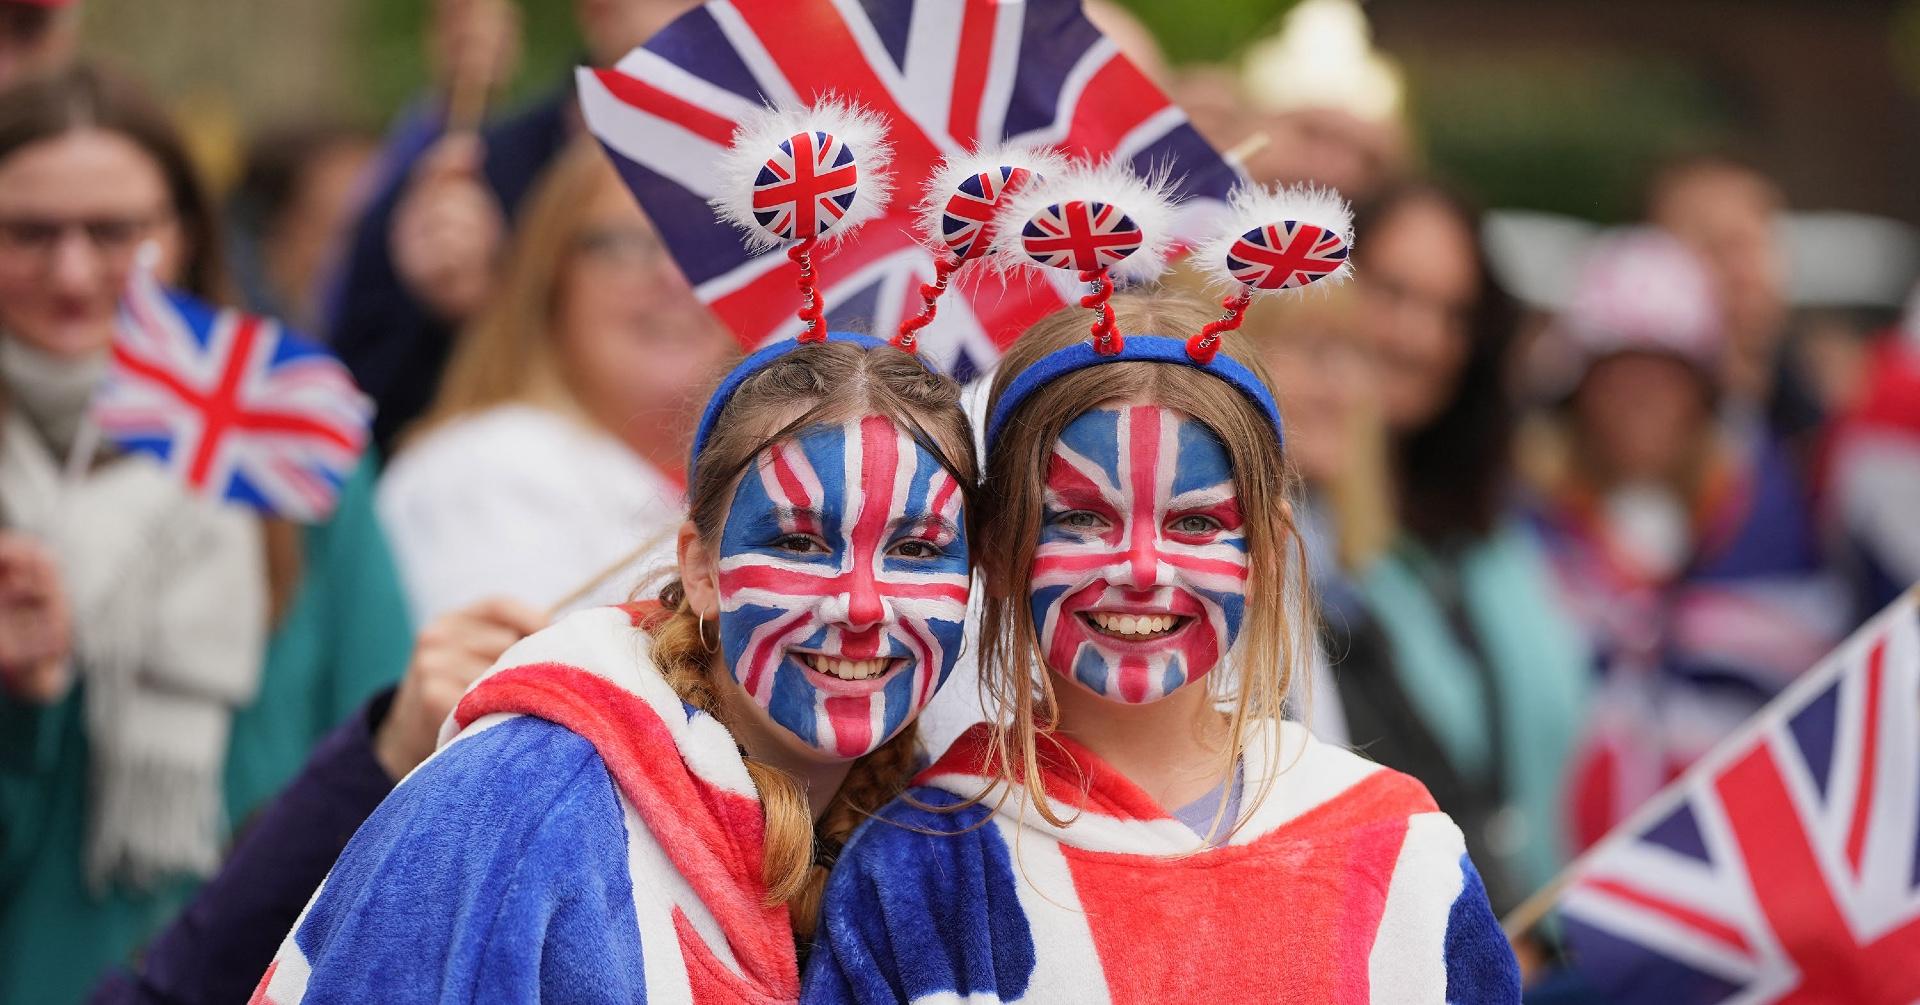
[646,339,975,938]
[410,140,613,439]
[975,290,1315,834]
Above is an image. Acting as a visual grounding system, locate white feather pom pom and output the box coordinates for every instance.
[709,96,895,253]
[1192,183,1354,295]
[986,158,1181,285]
[913,143,1073,263]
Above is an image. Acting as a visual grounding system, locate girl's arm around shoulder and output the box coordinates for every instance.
[803,788,1037,1005]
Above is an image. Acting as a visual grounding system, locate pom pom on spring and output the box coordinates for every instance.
[896,145,1068,352]
[1185,289,1253,363]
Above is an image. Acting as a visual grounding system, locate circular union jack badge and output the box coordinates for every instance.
[751,130,861,241]
[1020,200,1141,272]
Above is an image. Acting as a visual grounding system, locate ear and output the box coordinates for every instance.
[676,520,721,620]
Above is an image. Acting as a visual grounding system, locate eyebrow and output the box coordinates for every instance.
[898,514,960,539]
[771,505,825,531]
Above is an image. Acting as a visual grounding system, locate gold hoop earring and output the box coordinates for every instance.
[697,614,717,655]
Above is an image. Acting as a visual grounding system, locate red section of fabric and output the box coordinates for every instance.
[1062,770,1426,1004]
[245,960,278,1005]
[454,663,799,999]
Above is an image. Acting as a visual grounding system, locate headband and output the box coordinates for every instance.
[689,331,889,478]
[984,335,1284,446]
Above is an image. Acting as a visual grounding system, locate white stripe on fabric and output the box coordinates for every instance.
[1365,812,1463,1004]
[1001,817,1113,1004]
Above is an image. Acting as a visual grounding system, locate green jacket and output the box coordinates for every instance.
[0,457,412,1005]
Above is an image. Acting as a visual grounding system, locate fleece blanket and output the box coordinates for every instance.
[250,605,799,1004]
[804,720,1520,1004]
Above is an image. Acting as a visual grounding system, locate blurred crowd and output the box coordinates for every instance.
[1,0,1917,1001]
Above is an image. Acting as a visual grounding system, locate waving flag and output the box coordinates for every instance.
[578,0,1239,381]
[92,263,372,521]
[1549,587,1920,1003]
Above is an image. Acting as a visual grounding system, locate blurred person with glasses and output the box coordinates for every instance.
[0,66,417,1005]
[1345,180,1590,917]
[375,139,737,627]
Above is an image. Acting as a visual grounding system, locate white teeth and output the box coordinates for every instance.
[801,654,893,681]
[1087,612,1181,637]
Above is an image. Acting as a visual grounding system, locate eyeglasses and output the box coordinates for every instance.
[0,212,175,265]
[571,226,667,268]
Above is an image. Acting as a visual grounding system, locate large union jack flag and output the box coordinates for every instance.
[92,265,372,522]
[578,0,1239,381]
[1555,588,1920,1003]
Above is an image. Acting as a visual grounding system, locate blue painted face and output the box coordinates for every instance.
[714,414,970,758]
[1029,404,1249,704]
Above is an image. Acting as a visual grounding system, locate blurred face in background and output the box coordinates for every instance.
[1573,352,1711,487]
[0,128,185,357]
[1354,195,1479,433]
[553,172,734,457]
[0,1,77,91]
[575,0,697,65]
[1650,165,1787,355]
[1257,300,1375,486]
[265,136,376,330]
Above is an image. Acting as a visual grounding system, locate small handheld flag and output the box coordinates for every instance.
[91,257,373,522]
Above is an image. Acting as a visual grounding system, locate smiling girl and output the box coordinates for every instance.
[805,290,1520,1003]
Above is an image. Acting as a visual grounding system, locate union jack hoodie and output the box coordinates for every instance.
[250,605,801,1004]
[803,721,1520,1003]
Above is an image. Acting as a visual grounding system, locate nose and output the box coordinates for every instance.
[842,567,886,631]
[1113,518,1161,589]
[47,231,104,293]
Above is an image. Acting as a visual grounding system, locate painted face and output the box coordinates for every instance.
[1030,404,1249,704]
[715,414,970,758]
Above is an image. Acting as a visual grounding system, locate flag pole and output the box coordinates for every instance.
[1500,582,1920,940]
[543,528,679,620]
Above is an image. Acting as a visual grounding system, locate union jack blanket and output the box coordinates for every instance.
[250,605,799,1003]
[804,721,1520,1003]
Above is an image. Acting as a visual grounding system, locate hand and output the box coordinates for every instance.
[389,134,504,323]
[0,532,73,704]
[373,597,546,779]
[429,0,523,107]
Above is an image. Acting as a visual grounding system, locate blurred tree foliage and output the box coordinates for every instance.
[1110,0,1293,64]
[1403,54,1735,222]
[353,0,584,120]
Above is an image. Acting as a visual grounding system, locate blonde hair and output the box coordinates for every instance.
[409,139,618,440]
[646,339,976,939]
[1235,283,1393,571]
[975,290,1316,834]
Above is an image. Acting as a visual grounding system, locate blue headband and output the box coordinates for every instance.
[984,335,1285,450]
[689,331,891,478]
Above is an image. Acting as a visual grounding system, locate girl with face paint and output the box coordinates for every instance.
[804,293,1520,1003]
[256,339,978,1001]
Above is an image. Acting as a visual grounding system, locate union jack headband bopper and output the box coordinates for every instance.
[983,174,1354,448]
[710,98,895,341]
[893,144,1071,353]
[692,100,908,477]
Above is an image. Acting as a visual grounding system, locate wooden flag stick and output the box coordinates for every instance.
[1223,131,1270,170]
[544,531,677,620]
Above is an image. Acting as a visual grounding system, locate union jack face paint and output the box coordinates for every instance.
[1029,405,1249,704]
[715,415,970,758]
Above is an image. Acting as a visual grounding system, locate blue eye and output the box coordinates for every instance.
[1170,514,1222,535]
[1053,510,1108,532]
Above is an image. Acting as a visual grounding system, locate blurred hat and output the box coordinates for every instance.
[1561,228,1723,379]
[1239,0,1403,124]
